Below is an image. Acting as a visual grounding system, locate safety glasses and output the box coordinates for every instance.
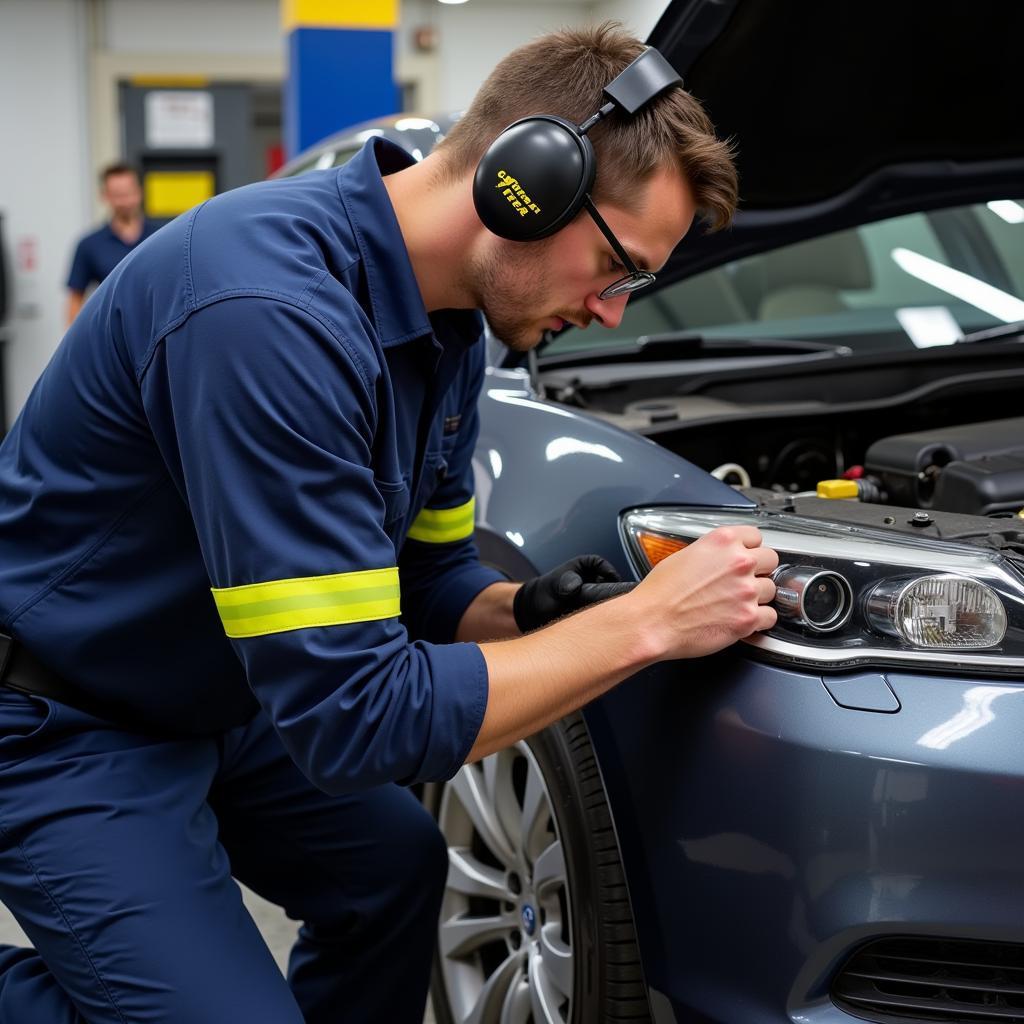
[583,195,657,300]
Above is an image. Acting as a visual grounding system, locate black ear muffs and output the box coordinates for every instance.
[471,46,683,245]
[472,116,595,242]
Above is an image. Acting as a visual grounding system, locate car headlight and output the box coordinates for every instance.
[620,507,1024,675]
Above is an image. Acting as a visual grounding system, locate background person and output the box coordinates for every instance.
[64,163,159,326]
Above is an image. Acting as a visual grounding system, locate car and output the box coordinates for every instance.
[285,1,1024,1020]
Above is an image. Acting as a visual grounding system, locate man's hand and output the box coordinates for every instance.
[472,528,778,762]
[630,526,778,660]
[513,554,621,633]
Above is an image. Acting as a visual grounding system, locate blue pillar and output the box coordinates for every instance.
[282,0,399,158]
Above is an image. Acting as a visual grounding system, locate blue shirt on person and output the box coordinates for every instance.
[66,218,161,292]
[1,138,501,792]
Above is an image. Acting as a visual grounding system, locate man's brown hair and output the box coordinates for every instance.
[435,21,738,230]
[99,163,141,188]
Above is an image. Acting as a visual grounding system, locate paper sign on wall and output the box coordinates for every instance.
[145,91,214,149]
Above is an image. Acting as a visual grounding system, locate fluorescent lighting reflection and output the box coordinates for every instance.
[916,685,1024,751]
[505,530,524,546]
[545,437,623,463]
[894,306,963,348]
[488,449,502,479]
[394,118,438,131]
[891,248,1024,322]
[987,200,1024,224]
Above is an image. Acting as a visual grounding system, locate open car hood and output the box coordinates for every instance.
[648,0,1024,284]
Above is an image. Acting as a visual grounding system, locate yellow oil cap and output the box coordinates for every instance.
[817,479,859,499]
[1017,508,1024,519]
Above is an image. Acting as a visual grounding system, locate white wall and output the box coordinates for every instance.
[0,0,92,424]
[399,0,669,114]
[592,0,669,37]
[431,2,594,111]
[103,0,281,55]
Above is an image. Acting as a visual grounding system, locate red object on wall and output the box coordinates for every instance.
[266,143,285,177]
[16,236,37,273]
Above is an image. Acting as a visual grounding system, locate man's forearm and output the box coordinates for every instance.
[66,291,84,328]
[464,524,781,763]
[468,594,656,761]
[455,580,520,643]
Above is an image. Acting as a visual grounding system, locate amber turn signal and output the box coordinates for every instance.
[636,531,688,567]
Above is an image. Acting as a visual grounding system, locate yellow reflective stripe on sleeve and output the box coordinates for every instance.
[406,498,476,544]
[211,567,400,639]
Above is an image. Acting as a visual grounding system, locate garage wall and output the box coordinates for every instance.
[592,0,668,37]
[0,0,92,426]
[424,2,600,111]
[102,0,281,55]
[0,0,668,421]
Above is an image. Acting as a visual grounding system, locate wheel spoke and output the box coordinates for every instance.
[532,839,566,896]
[528,947,566,1024]
[447,846,510,901]
[538,923,574,1000]
[451,765,516,867]
[520,757,550,861]
[498,964,530,1024]
[440,912,510,960]
[464,949,524,1024]
[489,749,526,855]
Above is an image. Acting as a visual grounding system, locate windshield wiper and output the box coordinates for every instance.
[636,333,852,356]
[956,320,1024,345]
[537,331,851,368]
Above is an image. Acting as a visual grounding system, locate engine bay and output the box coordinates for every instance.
[538,341,1024,555]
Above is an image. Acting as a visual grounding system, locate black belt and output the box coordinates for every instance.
[0,632,136,725]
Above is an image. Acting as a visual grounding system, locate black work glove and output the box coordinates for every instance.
[513,555,624,633]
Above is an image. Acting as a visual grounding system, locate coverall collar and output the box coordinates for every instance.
[338,137,482,351]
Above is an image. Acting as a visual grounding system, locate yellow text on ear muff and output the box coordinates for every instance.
[496,170,542,217]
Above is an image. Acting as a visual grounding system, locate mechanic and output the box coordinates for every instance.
[0,23,776,1024]
[65,163,160,326]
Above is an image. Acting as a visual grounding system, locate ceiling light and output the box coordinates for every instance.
[987,200,1024,224]
[891,247,1024,323]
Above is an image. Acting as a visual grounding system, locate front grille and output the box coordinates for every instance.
[832,936,1024,1022]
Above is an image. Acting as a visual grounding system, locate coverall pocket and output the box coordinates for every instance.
[374,478,410,526]
[0,691,55,757]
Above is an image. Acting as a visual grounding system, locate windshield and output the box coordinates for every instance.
[545,200,1024,356]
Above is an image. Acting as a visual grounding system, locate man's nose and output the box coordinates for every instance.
[584,290,629,330]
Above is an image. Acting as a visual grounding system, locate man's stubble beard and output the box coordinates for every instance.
[466,238,557,353]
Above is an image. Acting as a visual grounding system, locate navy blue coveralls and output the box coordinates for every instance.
[0,138,505,1023]
[66,218,161,293]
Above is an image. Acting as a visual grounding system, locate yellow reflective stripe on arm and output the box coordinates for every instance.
[406,498,475,544]
[211,567,400,639]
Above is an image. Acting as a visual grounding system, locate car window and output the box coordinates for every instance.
[980,200,1024,296]
[548,201,1024,355]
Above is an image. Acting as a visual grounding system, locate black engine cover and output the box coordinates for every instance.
[865,417,1024,515]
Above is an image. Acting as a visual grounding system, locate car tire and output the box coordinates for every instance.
[427,712,651,1023]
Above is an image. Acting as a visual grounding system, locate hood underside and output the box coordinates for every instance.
[648,0,1024,279]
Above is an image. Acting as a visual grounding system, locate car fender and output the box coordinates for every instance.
[473,365,754,579]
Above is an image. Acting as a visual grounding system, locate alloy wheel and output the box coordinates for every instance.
[436,741,573,1024]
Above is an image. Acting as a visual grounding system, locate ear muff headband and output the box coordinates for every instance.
[472,46,683,242]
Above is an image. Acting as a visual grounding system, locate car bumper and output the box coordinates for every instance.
[584,654,1024,1023]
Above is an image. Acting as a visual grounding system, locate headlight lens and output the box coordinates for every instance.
[621,507,1024,674]
[866,574,1007,648]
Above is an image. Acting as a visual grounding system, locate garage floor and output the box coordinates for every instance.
[0,895,437,1021]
